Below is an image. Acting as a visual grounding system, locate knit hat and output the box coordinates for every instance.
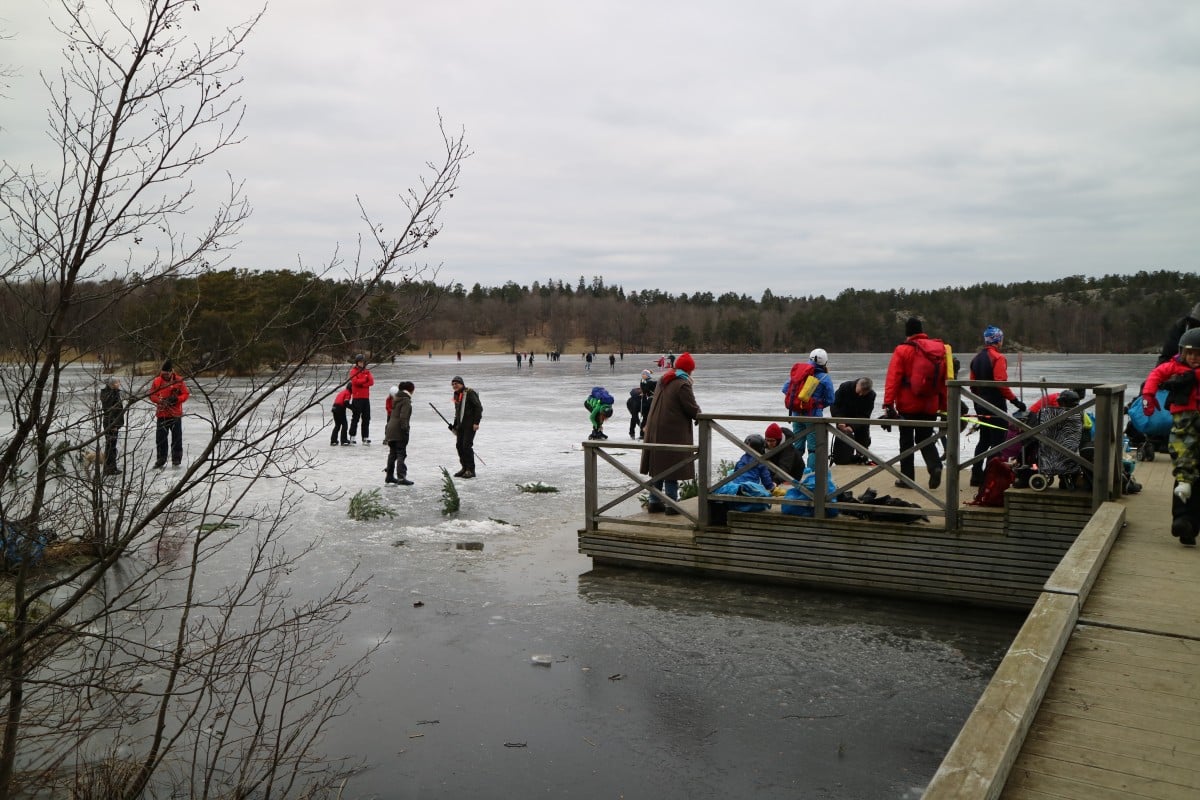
[389,385,400,397]
[674,352,695,373]
[161,359,172,372]
[451,375,464,385]
[764,423,784,442]
[809,348,828,367]
[905,317,923,337]
[640,369,653,381]
[983,325,1004,345]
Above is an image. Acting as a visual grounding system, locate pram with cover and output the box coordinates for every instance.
[1028,401,1085,490]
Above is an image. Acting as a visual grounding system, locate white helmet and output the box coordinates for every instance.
[388,385,400,397]
[809,348,828,366]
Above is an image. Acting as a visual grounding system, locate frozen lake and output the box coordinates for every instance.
[32,350,1156,797]
[283,351,1147,798]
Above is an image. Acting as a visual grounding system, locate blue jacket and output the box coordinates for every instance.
[734,453,775,491]
[780,369,835,417]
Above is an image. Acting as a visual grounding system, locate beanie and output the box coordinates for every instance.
[451,375,464,385]
[640,369,653,381]
[983,325,1004,345]
[161,359,172,372]
[764,423,784,442]
[674,352,695,373]
[905,317,923,337]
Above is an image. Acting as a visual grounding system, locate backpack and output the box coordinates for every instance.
[585,386,614,408]
[784,362,819,413]
[966,458,1016,507]
[905,338,948,398]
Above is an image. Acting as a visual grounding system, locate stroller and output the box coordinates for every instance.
[1127,389,1171,462]
[1026,390,1087,491]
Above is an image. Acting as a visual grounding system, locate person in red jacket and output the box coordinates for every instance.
[330,382,352,446]
[149,359,189,468]
[968,326,1026,486]
[883,317,946,489]
[1143,328,1200,545]
[347,354,374,444]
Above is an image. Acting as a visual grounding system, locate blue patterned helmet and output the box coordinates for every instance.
[983,326,1004,345]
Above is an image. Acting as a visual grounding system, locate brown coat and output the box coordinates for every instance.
[639,373,701,480]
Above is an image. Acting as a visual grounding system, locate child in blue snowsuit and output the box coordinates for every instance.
[733,434,776,492]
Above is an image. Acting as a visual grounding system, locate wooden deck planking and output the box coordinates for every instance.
[998,458,1200,800]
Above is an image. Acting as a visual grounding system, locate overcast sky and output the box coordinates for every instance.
[4,1,1198,298]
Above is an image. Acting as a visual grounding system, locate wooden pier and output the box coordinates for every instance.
[925,456,1200,799]
[579,381,1129,609]
[578,379,1199,797]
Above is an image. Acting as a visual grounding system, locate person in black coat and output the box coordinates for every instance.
[626,387,642,438]
[763,422,803,482]
[100,376,125,475]
[637,369,656,440]
[1158,302,1200,364]
[830,377,876,465]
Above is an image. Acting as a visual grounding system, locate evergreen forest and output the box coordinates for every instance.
[13,268,1194,372]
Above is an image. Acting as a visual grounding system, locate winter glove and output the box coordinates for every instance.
[1142,395,1158,416]
[1012,399,1026,413]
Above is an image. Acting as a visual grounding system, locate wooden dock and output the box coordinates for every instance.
[580,462,1100,609]
[924,457,1200,799]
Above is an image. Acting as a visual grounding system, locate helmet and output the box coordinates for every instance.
[389,385,400,397]
[983,326,1004,345]
[1057,389,1080,408]
[354,353,365,363]
[1179,327,1200,352]
[809,348,828,366]
[744,433,766,453]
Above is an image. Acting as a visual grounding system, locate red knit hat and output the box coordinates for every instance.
[675,352,695,373]
[764,423,783,442]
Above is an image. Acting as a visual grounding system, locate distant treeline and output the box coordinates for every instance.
[419,270,1193,356]
[9,269,1191,372]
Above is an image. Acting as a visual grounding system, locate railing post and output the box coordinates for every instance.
[583,440,598,532]
[1092,385,1126,507]
[946,382,961,530]
[698,416,711,529]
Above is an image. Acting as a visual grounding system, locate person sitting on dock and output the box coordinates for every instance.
[1142,328,1200,545]
[733,434,775,493]
[764,422,803,483]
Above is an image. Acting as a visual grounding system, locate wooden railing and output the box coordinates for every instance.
[582,381,1128,533]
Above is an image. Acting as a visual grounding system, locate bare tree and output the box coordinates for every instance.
[0,1,467,796]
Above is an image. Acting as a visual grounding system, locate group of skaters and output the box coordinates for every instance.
[329,355,483,484]
[98,360,190,475]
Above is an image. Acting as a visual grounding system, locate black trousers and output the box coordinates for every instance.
[387,430,410,479]
[899,413,942,478]
[349,398,371,439]
[156,416,183,466]
[331,407,349,444]
[456,425,477,472]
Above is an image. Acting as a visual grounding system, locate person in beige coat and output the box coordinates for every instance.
[639,352,700,514]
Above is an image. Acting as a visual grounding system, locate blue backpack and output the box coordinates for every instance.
[586,386,614,408]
